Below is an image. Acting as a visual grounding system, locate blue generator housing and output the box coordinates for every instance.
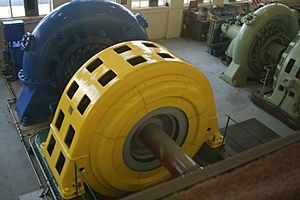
[16,0,148,125]
[2,20,25,80]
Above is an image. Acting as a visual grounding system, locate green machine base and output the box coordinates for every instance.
[251,91,300,130]
[251,32,300,130]
[30,129,104,200]
[31,128,65,200]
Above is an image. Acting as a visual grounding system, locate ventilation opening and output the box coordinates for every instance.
[86,58,103,73]
[55,110,65,131]
[285,58,295,74]
[65,125,75,148]
[114,45,131,54]
[296,68,300,79]
[98,70,117,87]
[278,85,284,91]
[47,135,56,156]
[289,91,295,98]
[67,81,79,99]
[143,42,157,48]
[77,95,91,115]
[56,152,66,175]
[127,56,147,66]
[157,53,174,59]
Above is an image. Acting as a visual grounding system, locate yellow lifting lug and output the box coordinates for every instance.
[40,40,223,199]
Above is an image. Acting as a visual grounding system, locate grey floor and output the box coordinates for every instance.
[0,80,40,199]
[158,38,293,135]
[0,38,294,200]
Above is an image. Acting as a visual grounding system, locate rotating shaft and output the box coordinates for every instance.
[140,123,200,177]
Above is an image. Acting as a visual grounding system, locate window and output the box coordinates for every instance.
[184,0,211,5]
[132,0,167,8]
[158,0,166,6]
[0,0,25,18]
[0,0,51,18]
[229,0,243,1]
[38,0,50,15]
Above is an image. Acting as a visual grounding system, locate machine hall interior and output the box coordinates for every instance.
[0,0,300,199]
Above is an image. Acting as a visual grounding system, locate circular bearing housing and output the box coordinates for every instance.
[41,41,223,199]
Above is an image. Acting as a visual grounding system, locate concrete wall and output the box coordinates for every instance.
[130,7,184,39]
[132,8,170,39]
[117,0,185,39]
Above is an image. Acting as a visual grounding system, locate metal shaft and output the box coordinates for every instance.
[267,42,286,62]
[140,123,199,177]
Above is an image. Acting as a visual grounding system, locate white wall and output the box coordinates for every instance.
[117,0,185,39]
[132,8,170,39]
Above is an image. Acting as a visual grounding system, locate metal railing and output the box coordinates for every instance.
[259,64,276,96]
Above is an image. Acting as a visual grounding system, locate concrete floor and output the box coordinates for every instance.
[158,38,293,135]
[0,79,40,199]
[0,38,294,200]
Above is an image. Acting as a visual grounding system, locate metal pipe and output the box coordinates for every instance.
[8,0,13,18]
[140,123,199,177]
[221,24,241,40]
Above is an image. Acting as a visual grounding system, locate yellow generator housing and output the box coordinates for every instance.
[40,41,223,199]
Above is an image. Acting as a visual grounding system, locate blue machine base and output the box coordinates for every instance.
[16,86,59,125]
